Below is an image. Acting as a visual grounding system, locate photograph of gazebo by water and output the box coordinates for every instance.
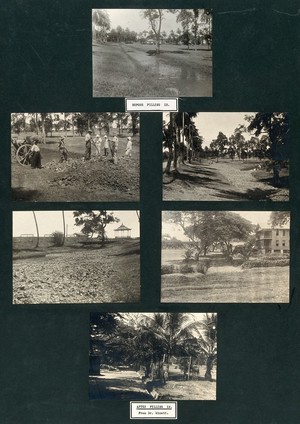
[89,312,217,401]
[92,9,212,97]
[161,211,290,303]
[13,210,140,304]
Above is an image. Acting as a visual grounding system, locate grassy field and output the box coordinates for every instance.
[93,42,212,97]
[161,266,289,303]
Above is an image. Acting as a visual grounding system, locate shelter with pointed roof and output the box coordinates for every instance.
[114,223,132,239]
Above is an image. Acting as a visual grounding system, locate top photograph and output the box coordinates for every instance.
[92,9,212,98]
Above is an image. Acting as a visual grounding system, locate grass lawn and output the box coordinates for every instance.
[161,266,289,303]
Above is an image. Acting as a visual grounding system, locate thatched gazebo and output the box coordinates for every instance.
[114,224,132,239]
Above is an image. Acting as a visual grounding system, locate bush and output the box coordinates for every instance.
[51,231,64,247]
[161,264,175,275]
[196,258,211,274]
[242,256,289,269]
[180,264,195,274]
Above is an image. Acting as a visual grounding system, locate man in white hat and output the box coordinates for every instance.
[103,135,109,156]
[125,136,132,158]
[85,129,92,160]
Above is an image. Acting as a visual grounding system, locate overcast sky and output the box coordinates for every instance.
[13,211,140,238]
[163,112,256,147]
[162,211,289,241]
[94,9,192,34]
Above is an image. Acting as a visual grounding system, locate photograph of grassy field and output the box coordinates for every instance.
[161,211,290,303]
[92,9,212,97]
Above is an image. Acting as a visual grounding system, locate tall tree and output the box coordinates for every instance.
[92,10,111,43]
[196,313,217,381]
[142,9,164,53]
[32,211,39,248]
[269,211,290,227]
[73,210,119,245]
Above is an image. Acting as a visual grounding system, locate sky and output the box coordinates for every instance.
[95,9,190,34]
[13,211,140,238]
[163,112,256,148]
[162,211,289,241]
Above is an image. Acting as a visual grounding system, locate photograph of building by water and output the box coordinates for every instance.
[92,9,212,97]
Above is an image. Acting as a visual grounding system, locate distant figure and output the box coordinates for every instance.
[111,135,119,164]
[30,140,42,169]
[94,134,102,156]
[125,136,132,157]
[58,136,68,162]
[103,135,109,156]
[85,130,92,160]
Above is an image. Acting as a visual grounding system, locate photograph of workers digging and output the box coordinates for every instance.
[11,112,140,201]
[163,112,289,201]
[89,312,217,401]
[92,9,212,97]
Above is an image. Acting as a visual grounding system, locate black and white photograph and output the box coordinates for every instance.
[11,112,140,201]
[89,312,217,401]
[13,210,140,304]
[92,9,212,97]
[161,211,290,303]
[163,112,289,201]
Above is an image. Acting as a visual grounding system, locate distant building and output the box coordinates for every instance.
[114,224,132,239]
[256,228,290,254]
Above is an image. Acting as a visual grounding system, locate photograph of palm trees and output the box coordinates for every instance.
[13,210,140,304]
[89,312,217,401]
[92,9,212,97]
[163,112,289,201]
[161,211,290,303]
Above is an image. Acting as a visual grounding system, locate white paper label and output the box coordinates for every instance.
[130,401,177,419]
[126,98,178,112]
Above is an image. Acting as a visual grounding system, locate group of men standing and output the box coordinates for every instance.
[84,130,132,163]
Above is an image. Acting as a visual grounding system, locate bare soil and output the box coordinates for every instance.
[93,42,212,97]
[12,135,140,201]
[13,240,140,304]
[163,158,289,201]
[161,266,289,303]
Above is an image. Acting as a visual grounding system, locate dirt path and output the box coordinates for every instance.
[89,370,152,400]
[163,159,289,201]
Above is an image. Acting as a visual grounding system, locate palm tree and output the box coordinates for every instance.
[196,313,217,381]
[32,211,39,248]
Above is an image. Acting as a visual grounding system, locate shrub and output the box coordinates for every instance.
[51,231,64,247]
[242,256,289,269]
[196,258,211,274]
[180,264,195,274]
[161,264,175,275]
[182,248,194,262]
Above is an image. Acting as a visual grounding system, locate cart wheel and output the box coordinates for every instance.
[16,144,32,166]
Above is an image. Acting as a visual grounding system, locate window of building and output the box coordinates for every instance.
[283,230,285,236]
[276,240,279,246]
[276,229,279,236]
[282,241,286,247]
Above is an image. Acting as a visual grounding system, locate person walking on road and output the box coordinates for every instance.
[111,135,119,164]
[85,130,93,160]
[103,135,109,156]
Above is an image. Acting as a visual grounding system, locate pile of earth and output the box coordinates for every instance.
[45,157,139,192]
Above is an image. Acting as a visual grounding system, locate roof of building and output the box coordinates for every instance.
[114,224,132,232]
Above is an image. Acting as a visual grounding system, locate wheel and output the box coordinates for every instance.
[16,144,32,166]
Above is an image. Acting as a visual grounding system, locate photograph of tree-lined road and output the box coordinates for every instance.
[161,211,290,303]
[163,112,289,201]
[11,112,140,201]
[92,9,212,97]
[13,210,140,304]
[89,313,217,401]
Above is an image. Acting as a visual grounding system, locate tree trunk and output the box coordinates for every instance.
[32,211,39,248]
[62,211,66,246]
[204,356,213,381]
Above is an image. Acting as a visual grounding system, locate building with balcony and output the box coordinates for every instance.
[256,228,290,254]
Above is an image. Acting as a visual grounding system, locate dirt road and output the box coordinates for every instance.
[163,159,289,201]
[89,369,152,400]
[93,43,212,97]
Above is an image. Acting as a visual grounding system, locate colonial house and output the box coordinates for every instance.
[256,228,290,254]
